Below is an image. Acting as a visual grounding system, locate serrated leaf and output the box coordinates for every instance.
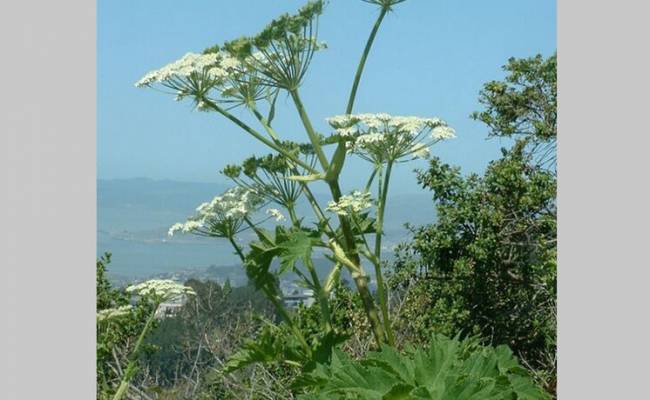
[276,227,323,275]
[297,335,550,400]
[382,383,415,399]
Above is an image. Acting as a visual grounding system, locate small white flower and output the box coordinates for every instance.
[135,52,226,88]
[168,187,262,237]
[168,223,184,237]
[96,305,133,321]
[326,113,454,164]
[266,208,285,222]
[326,191,373,216]
[126,279,196,301]
[335,126,358,137]
[411,144,431,159]
[431,125,456,140]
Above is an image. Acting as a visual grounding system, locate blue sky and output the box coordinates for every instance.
[98,0,556,194]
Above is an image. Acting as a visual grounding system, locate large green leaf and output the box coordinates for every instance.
[297,335,550,400]
[276,227,323,275]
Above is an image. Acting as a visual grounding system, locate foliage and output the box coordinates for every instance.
[298,334,549,399]
[96,253,158,399]
[127,1,557,398]
[471,53,557,171]
[143,279,274,386]
[389,53,557,393]
[390,147,556,360]
[136,0,446,357]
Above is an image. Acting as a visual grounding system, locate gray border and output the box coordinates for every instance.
[558,0,650,398]
[2,0,649,398]
[1,0,96,398]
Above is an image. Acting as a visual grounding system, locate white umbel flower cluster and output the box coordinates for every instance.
[326,191,373,216]
[410,144,431,159]
[266,208,286,222]
[96,305,133,321]
[168,220,203,236]
[126,280,196,301]
[135,52,238,88]
[168,187,262,237]
[326,113,455,163]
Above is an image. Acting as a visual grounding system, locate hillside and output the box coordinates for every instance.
[98,178,435,282]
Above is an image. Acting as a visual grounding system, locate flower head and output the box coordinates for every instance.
[266,208,286,222]
[126,280,196,301]
[135,52,235,88]
[168,187,262,238]
[410,144,431,159]
[362,0,408,10]
[326,191,373,217]
[96,305,133,322]
[326,113,454,164]
[221,1,326,90]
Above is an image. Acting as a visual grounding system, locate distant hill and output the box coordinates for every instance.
[98,178,229,220]
[98,178,435,282]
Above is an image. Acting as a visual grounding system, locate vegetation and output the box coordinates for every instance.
[97,1,556,398]
[298,335,549,400]
[388,53,557,392]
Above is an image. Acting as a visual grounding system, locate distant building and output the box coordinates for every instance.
[280,281,315,309]
[154,294,188,319]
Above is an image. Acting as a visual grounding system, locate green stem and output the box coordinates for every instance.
[289,90,330,170]
[364,166,380,192]
[204,99,318,175]
[374,160,395,345]
[286,205,333,333]
[290,84,387,346]
[228,236,246,262]
[238,218,312,356]
[305,258,333,333]
[287,204,299,227]
[112,304,158,400]
[346,7,388,114]
[250,106,280,141]
[300,183,336,239]
[328,181,387,346]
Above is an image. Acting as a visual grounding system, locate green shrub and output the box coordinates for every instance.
[298,334,549,400]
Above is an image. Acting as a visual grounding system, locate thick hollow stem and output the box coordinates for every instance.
[346,7,388,114]
[374,160,395,345]
[289,89,387,345]
[351,270,386,345]
[289,90,329,170]
[329,181,387,345]
[305,258,333,332]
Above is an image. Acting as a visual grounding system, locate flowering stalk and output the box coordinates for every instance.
[251,107,280,141]
[346,6,388,114]
[373,159,395,345]
[202,98,319,175]
[289,89,330,170]
[111,308,157,400]
[111,281,195,400]
[290,88,388,344]
[135,0,458,356]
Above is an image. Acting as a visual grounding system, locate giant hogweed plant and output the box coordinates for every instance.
[97,278,195,400]
[137,0,454,370]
